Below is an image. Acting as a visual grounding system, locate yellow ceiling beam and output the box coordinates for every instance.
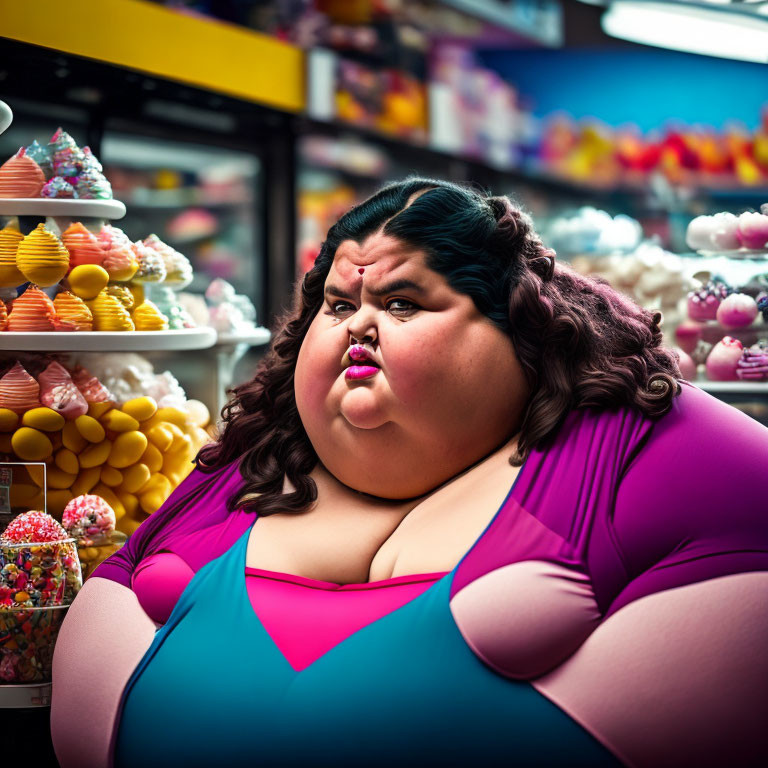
[0,0,305,113]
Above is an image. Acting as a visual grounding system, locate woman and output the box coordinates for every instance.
[52,179,768,768]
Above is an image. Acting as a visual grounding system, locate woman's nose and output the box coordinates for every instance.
[347,308,378,346]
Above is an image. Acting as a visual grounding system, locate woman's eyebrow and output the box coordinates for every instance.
[324,279,426,300]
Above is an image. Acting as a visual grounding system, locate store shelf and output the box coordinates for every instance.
[216,327,271,347]
[0,328,216,352]
[0,198,126,219]
[0,682,52,708]
[693,380,768,395]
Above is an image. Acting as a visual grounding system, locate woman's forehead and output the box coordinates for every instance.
[330,234,426,281]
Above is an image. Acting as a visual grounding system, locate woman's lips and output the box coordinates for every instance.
[345,365,380,380]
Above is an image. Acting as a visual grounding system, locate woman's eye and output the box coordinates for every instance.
[386,299,417,315]
[329,301,355,315]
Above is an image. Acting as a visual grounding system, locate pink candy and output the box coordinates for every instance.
[1,510,68,544]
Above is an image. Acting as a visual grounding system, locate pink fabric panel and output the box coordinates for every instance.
[245,569,446,671]
[450,560,601,679]
[532,573,768,767]
[131,552,196,625]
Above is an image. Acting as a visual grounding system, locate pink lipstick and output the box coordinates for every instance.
[343,344,380,380]
[345,365,379,380]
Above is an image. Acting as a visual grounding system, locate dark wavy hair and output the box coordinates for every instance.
[199,178,681,514]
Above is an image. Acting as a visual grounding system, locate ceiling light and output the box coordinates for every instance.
[602,1,768,63]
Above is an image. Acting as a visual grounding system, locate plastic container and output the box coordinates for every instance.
[0,604,69,683]
[0,538,82,608]
[77,531,127,580]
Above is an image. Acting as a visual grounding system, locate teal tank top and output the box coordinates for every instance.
[114,522,619,767]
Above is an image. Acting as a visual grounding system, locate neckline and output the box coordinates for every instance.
[244,567,449,591]
[243,452,530,588]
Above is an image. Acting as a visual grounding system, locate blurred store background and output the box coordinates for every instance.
[3,0,768,753]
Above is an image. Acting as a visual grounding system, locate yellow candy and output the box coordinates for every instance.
[68,264,109,301]
[24,464,45,488]
[140,443,163,473]
[78,547,99,562]
[107,430,148,469]
[62,421,88,453]
[87,401,113,420]
[79,438,112,468]
[21,407,65,432]
[47,467,77,490]
[75,415,106,443]
[9,483,37,506]
[54,448,79,475]
[121,396,157,422]
[146,423,173,452]
[117,490,139,517]
[101,466,124,487]
[100,410,139,433]
[11,427,53,461]
[0,434,12,453]
[71,466,101,496]
[155,407,189,429]
[92,484,126,520]
[0,408,18,432]
[117,515,144,536]
[47,489,73,517]
[184,399,210,428]
[120,463,151,494]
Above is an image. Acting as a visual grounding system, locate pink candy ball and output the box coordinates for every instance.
[706,336,744,381]
[709,212,740,251]
[737,211,768,250]
[673,347,697,380]
[675,321,703,355]
[715,293,758,330]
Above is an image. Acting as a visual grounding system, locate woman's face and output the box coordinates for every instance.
[294,232,531,499]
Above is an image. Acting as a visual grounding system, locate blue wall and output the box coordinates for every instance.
[478,49,768,130]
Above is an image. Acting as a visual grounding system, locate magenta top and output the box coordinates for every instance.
[94,382,768,628]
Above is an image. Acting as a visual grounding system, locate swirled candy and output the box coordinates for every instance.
[7,285,57,332]
[0,362,40,414]
[132,300,169,331]
[88,291,135,331]
[0,148,46,198]
[62,222,105,269]
[38,361,88,419]
[53,290,93,332]
[131,240,166,283]
[41,176,76,199]
[48,128,85,178]
[16,223,70,287]
[0,220,25,288]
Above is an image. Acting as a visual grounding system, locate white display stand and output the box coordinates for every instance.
[0,198,126,219]
[0,328,217,352]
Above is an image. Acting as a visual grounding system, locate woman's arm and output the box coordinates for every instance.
[51,576,157,768]
[532,571,768,767]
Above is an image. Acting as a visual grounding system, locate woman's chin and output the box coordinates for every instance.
[339,390,388,430]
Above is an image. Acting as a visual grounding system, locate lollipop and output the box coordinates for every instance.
[0,220,25,288]
[7,285,57,331]
[48,128,85,178]
[131,240,166,283]
[0,148,46,198]
[16,223,70,287]
[142,234,192,287]
[53,290,93,331]
[0,299,6,331]
[88,291,135,332]
[62,495,116,545]
[0,362,40,414]
[132,300,169,331]
[41,176,76,199]
[99,226,138,282]
[25,140,53,178]
[62,222,105,269]
[1,511,67,544]
[38,361,89,419]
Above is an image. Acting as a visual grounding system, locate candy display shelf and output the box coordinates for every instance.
[0,328,217,353]
[694,380,768,395]
[0,198,126,219]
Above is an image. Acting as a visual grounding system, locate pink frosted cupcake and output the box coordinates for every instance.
[687,281,731,322]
